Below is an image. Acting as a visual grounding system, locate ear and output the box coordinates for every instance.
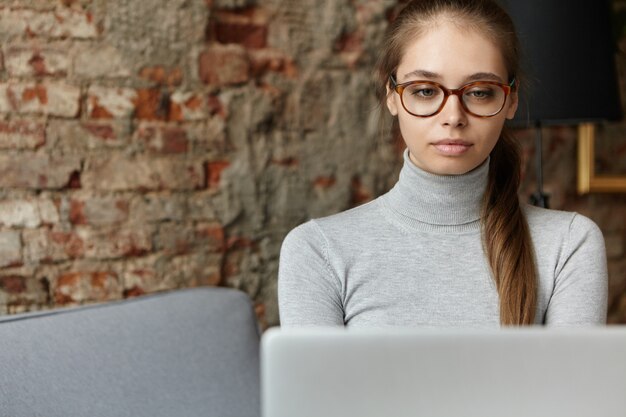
[386,84,399,116]
[505,90,518,120]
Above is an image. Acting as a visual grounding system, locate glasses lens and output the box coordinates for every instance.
[401,83,445,116]
[401,82,507,117]
[462,84,506,116]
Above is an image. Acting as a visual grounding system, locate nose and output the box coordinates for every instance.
[439,93,467,128]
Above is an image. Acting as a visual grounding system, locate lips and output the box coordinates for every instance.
[431,139,473,155]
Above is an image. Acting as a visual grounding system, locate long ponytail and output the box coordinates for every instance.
[482,130,537,325]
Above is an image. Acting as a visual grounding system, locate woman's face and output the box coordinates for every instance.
[386,20,518,175]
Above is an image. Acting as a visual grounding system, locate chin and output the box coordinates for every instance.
[409,149,483,176]
[429,159,479,176]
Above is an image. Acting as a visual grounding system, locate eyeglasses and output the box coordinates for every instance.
[389,75,516,118]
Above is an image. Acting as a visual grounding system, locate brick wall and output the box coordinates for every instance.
[0,0,402,328]
[0,0,624,326]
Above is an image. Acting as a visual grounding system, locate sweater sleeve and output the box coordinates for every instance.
[278,220,345,327]
[544,214,608,325]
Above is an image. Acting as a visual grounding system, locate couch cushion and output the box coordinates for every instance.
[0,287,260,417]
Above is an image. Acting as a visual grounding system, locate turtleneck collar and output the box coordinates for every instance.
[381,149,489,232]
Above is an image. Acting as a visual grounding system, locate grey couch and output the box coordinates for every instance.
[0,287,260,417]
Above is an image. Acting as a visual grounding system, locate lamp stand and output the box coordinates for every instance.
[529,124,550,208]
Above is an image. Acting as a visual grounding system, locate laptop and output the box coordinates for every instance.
[261,327,626,417]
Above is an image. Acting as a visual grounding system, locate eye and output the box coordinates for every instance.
[406,84,441,99]
[414,88,435,97]
[465,87,496,100]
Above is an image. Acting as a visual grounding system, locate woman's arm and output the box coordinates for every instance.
[278,220,345,326]
[545,214,608,325]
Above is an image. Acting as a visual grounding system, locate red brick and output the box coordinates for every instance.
[195,222,225,252]
[67,171,81,188]
[206,160,230,189]
[198,44,250,86]
[82,122,116,141]
[211,7,268,49]
[0,199,41,228]
[0,230,22,268]
[0,154,81,189]
[169,91,207,121]
[161,252,222,288]
[139,66,165,83]
[313,176,336,189]
[70,195,132,226]
[123,285,145,298]
[133,123,189,154]
[46,120,130,150]
[23,227,84,263]
[134,88,167,121]
[0,82,80,117]
[161,127,189,153]
[139,66,183,86]
[87,86,136,119]
[334,30,364,53]
[50,230,85,258]
[154,223,194,255]
[249,49,298,78]
[334,30,365,67]
[207,94,228,118]
[83,154,204,191]
[122,254,170,294]
[89,103,113,119]
[69,200,87,225]
[77,226,153,259]
[0,8,98,39]
[5,47,69,77]
[0,119,45,149]
[21,85,48,103]
[54,270,121,305]
[0,275,26,294]
[0,267,48,313]
[226,235,255,250]
[0,198,58,228]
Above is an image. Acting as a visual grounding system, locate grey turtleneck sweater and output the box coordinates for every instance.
[278,150,608,327]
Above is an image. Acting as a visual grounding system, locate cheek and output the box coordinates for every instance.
[397,113,429,142]
[482,119,506,149]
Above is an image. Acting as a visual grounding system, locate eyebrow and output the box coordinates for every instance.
[401,69,505,83]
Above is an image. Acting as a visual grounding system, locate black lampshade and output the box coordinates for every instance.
[501,0,623,126]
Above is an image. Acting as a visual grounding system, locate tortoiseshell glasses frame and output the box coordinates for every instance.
[389,75,516,118]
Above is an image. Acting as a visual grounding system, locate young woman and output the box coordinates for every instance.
[278,0,608,327]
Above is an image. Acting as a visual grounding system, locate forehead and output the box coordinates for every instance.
[397,21,508,83]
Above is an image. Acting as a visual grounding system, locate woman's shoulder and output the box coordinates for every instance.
[314,198,383,229]
[522,203,603,241]
[282,198,383,247]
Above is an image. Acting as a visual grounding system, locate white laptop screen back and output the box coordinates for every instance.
[261,328,626,417]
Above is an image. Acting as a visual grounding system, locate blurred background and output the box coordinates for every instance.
[0,0,624,327]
